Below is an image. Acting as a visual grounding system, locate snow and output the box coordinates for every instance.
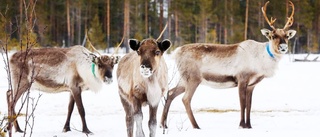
[1,54,320,137]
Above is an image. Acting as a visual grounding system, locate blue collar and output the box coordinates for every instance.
[266,43,275,58]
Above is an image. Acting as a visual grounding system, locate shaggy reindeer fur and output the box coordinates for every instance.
[7,46,119,134]
[117,38,171,137]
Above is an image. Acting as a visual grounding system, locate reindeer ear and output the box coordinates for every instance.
[158,39,171,52]
[90,53,99,64]
[287,30,296,40]
[261,28,272,40]
[129,39,140,51]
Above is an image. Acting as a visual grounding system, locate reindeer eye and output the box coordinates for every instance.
[285,35,290,39]
[155,50,161,55]
[272,35,278,39]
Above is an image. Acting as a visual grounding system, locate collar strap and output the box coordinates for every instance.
[266,43,275,58]
[91,63,96,77]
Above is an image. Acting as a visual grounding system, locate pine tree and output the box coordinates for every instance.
[88,13,106,50]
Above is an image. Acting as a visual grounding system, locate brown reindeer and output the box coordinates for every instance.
[117,38,171,137]
[161,1,296,129]
[7,45,120,134]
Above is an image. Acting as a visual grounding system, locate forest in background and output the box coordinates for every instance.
[0,0,319,53]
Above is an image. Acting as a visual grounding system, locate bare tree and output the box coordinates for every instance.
[105,0,110,52]
[223,0,227,43]
[1,1,41,137]
[244,0,249,40]
[145,0,149,37]
[66,0,71,47]
[124,0,130,53]
[159,0,164,34]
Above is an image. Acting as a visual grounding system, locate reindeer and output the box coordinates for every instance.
[117,37,171,137]
[7,44,120,134]
[160,1,296,130]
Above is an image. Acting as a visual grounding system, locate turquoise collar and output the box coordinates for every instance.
[92,63,96,77]
[266,43,275,58]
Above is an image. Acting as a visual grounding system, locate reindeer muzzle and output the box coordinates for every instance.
[279,44,288,54]
[104,77,113,84]
[140,65,153,78]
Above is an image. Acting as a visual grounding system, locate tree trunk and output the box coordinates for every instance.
[19,0,23,40]
[145,0,148,37]
[230,0,234,41]
[244,0,249,40]
[258,1,263,41]
[316,0,320,53]
[66,0,71,47]
[29,0,34,29]
[159,0,163,37]
[224,0,227,43]
[71,7,74,47]
[106,0,110,52]
[124,0,130,53]
[168,0,171,41]
[174,10,179,45]
[77,1,81,45]
[50,1,55,43]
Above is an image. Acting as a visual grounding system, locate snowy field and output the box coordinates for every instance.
[1,53,320,137]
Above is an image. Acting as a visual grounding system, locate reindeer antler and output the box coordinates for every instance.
[261,1,276,30]
[156,22,168,41]
[86,29,102,56]
[111,36,124,56]
[283,1,294,30]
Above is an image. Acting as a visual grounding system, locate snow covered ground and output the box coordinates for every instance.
[1,53,320,137]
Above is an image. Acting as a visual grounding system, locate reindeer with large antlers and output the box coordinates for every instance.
[160,1,296,130]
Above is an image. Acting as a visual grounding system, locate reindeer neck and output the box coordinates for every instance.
[264,42,282,61]
[266,42,275,58]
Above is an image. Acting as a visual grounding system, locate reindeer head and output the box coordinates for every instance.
[261,1,296,55]
[92,54,120,84]
[129,38,171,78]
[86,31,121,84]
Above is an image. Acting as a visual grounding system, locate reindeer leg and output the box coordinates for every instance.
[7,80,30,133]
[238,79,248,128]
[149,104,159,137]
[63,93,75,132]
[7,90,16,132]
[160,86,185,129]
[133,98,145,137]
[71,87,92,134]
[182,80,201,129]
[245,86,255,128]
[119,95,134,137]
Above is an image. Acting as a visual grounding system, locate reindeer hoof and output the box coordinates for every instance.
[83,128,93,135]
[238,123,252,129]
[62,127,71,132]
[160,123,168,129]
[246,124,252,129]
[15,129,24,133]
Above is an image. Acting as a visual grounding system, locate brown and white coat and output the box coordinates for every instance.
[117,38,171,137]
[161,1,296,130]
[7,45,119,134]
